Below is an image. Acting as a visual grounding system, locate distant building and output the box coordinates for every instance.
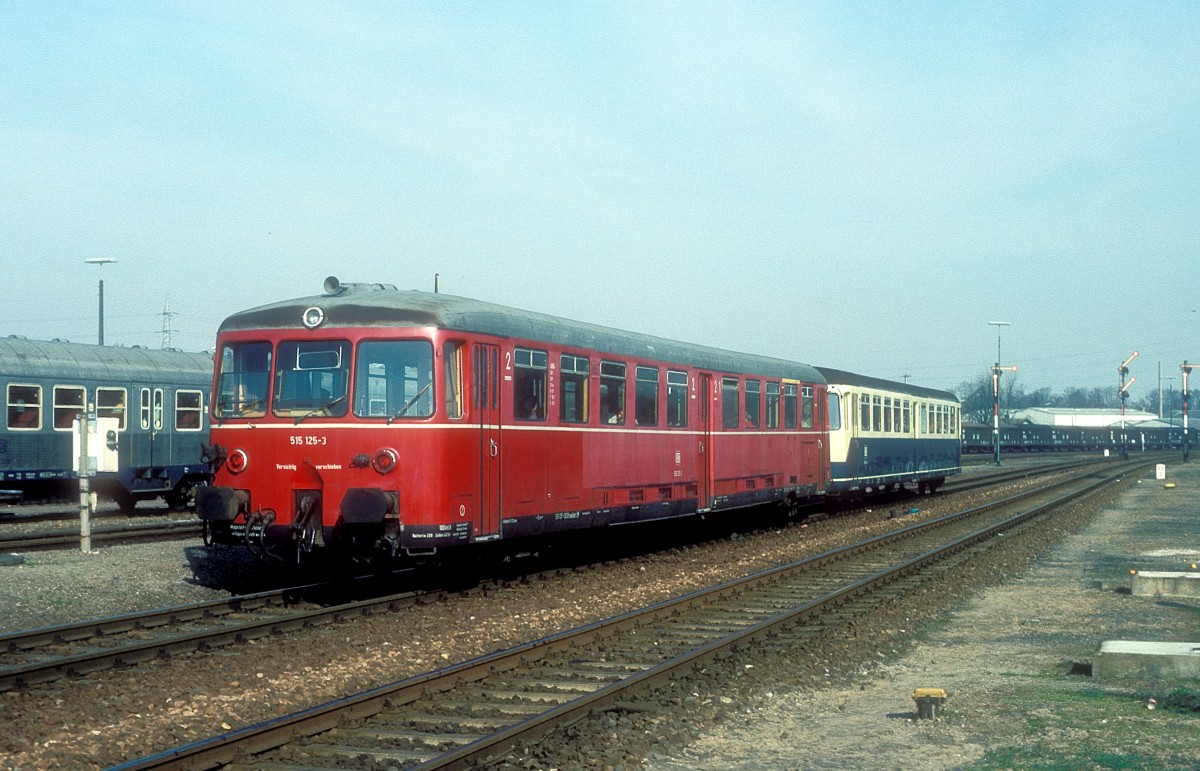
[1009,407,1159,428]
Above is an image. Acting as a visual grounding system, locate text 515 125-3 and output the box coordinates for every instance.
[289,436,328,446]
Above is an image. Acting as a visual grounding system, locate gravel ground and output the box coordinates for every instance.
[1,459,1196,770]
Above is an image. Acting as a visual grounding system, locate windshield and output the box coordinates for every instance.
[273,340,351,418]
[353,340,435,419]
[215,341,272,419]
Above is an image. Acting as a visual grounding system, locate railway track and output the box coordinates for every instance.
[109,458,1149,771]
[0,455,1129,695]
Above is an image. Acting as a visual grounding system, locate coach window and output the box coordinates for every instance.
[721,377,739,429]
[175,390,203,431]
[560,354,589,423]
[801,386,814,428]
[919,403,928,434]
[443,342,464,420]
[96,387,127,430]
[766,382,780,428]
[600,361,627,424]
[513,347,548,421]
[883,397,893,432]
[783,383,798,429]
[635,366,659,427]
[7,384,42,430]
[140,389,151,430]
[353,340,434,419]
[53,385,85,430]
[859,392,870,431]
[827,392,842,431]
[667,370,688,427]
[902,400,911,433]
[745,380,761,428]
[152,389,165,431]
[277,340,352,419]
[215,341,271,419]
[872,395,883,433]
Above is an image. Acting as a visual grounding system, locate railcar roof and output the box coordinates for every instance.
[0,336,212,384]
[220,281,824,382]
[815,367,959,404]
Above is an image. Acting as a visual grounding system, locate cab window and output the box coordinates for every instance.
[353,340,434,419]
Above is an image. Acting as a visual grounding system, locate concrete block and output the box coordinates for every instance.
[1093,640,1200,682]
[1132,571,1200,598]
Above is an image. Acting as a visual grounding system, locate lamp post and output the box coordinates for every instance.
[84,258,116,345]
[987,321,1012,466]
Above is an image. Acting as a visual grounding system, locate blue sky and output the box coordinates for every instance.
[3,2,1197,397]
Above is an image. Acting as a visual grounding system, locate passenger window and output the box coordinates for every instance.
[827,392,842,431]
[860,393,870,431]
[667,370,688,427]
[513,347,548,421]
[635,366,659,427]
[920,403,929,433]
[7,384,42,430]
[600,361,627,424]
[884,397,893,432]
[96,387,127,430]
[801,386,814,429]
[722,377,739,429]
[560,354,589,424]
[444,341,464,419]
[872,395,882,433]
[153,388,164,431]
[175,390,204,431]
[766,383,780,428]
[53,385,85,430]
[784,383,798,429]
[902,400,910,433]
[745,380,761,428]
[140,388,151,430]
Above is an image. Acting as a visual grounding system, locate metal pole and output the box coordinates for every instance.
[1184,362,1193,462]
[97,277,104,346]
[76,413,92,552]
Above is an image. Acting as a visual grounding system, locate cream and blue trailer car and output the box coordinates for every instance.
[816,367,961,496]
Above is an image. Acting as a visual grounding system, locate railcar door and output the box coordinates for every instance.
[697,373,714,512]
[473,344,502,539]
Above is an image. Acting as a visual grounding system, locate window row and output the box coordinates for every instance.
[5,384,205,432]
[847,392,959,436]
[512,346,816,430]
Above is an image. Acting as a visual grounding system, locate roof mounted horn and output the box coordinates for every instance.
[323,276,343,295]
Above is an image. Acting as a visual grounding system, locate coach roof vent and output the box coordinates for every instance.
[323,276,398,296]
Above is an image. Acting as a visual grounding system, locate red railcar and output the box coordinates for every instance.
[197,278,828,561]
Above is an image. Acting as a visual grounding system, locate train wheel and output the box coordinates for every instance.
[165,484,192,512]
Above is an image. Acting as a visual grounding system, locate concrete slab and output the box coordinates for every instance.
[1093,640,1200,682]
[1132,571,1200,598]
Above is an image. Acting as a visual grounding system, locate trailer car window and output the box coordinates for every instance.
[513,347,547,421]
[353,340,432,419]
[600,361,626,425]
[801,386,814,428]
[667,370,688,427]
[53,385,85,430]
[721,378,739,429]
[560,354,589,424]
[96,387,127,430]
[827,392,841,431]
[635,366,658,427]
[6,384,41,430]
